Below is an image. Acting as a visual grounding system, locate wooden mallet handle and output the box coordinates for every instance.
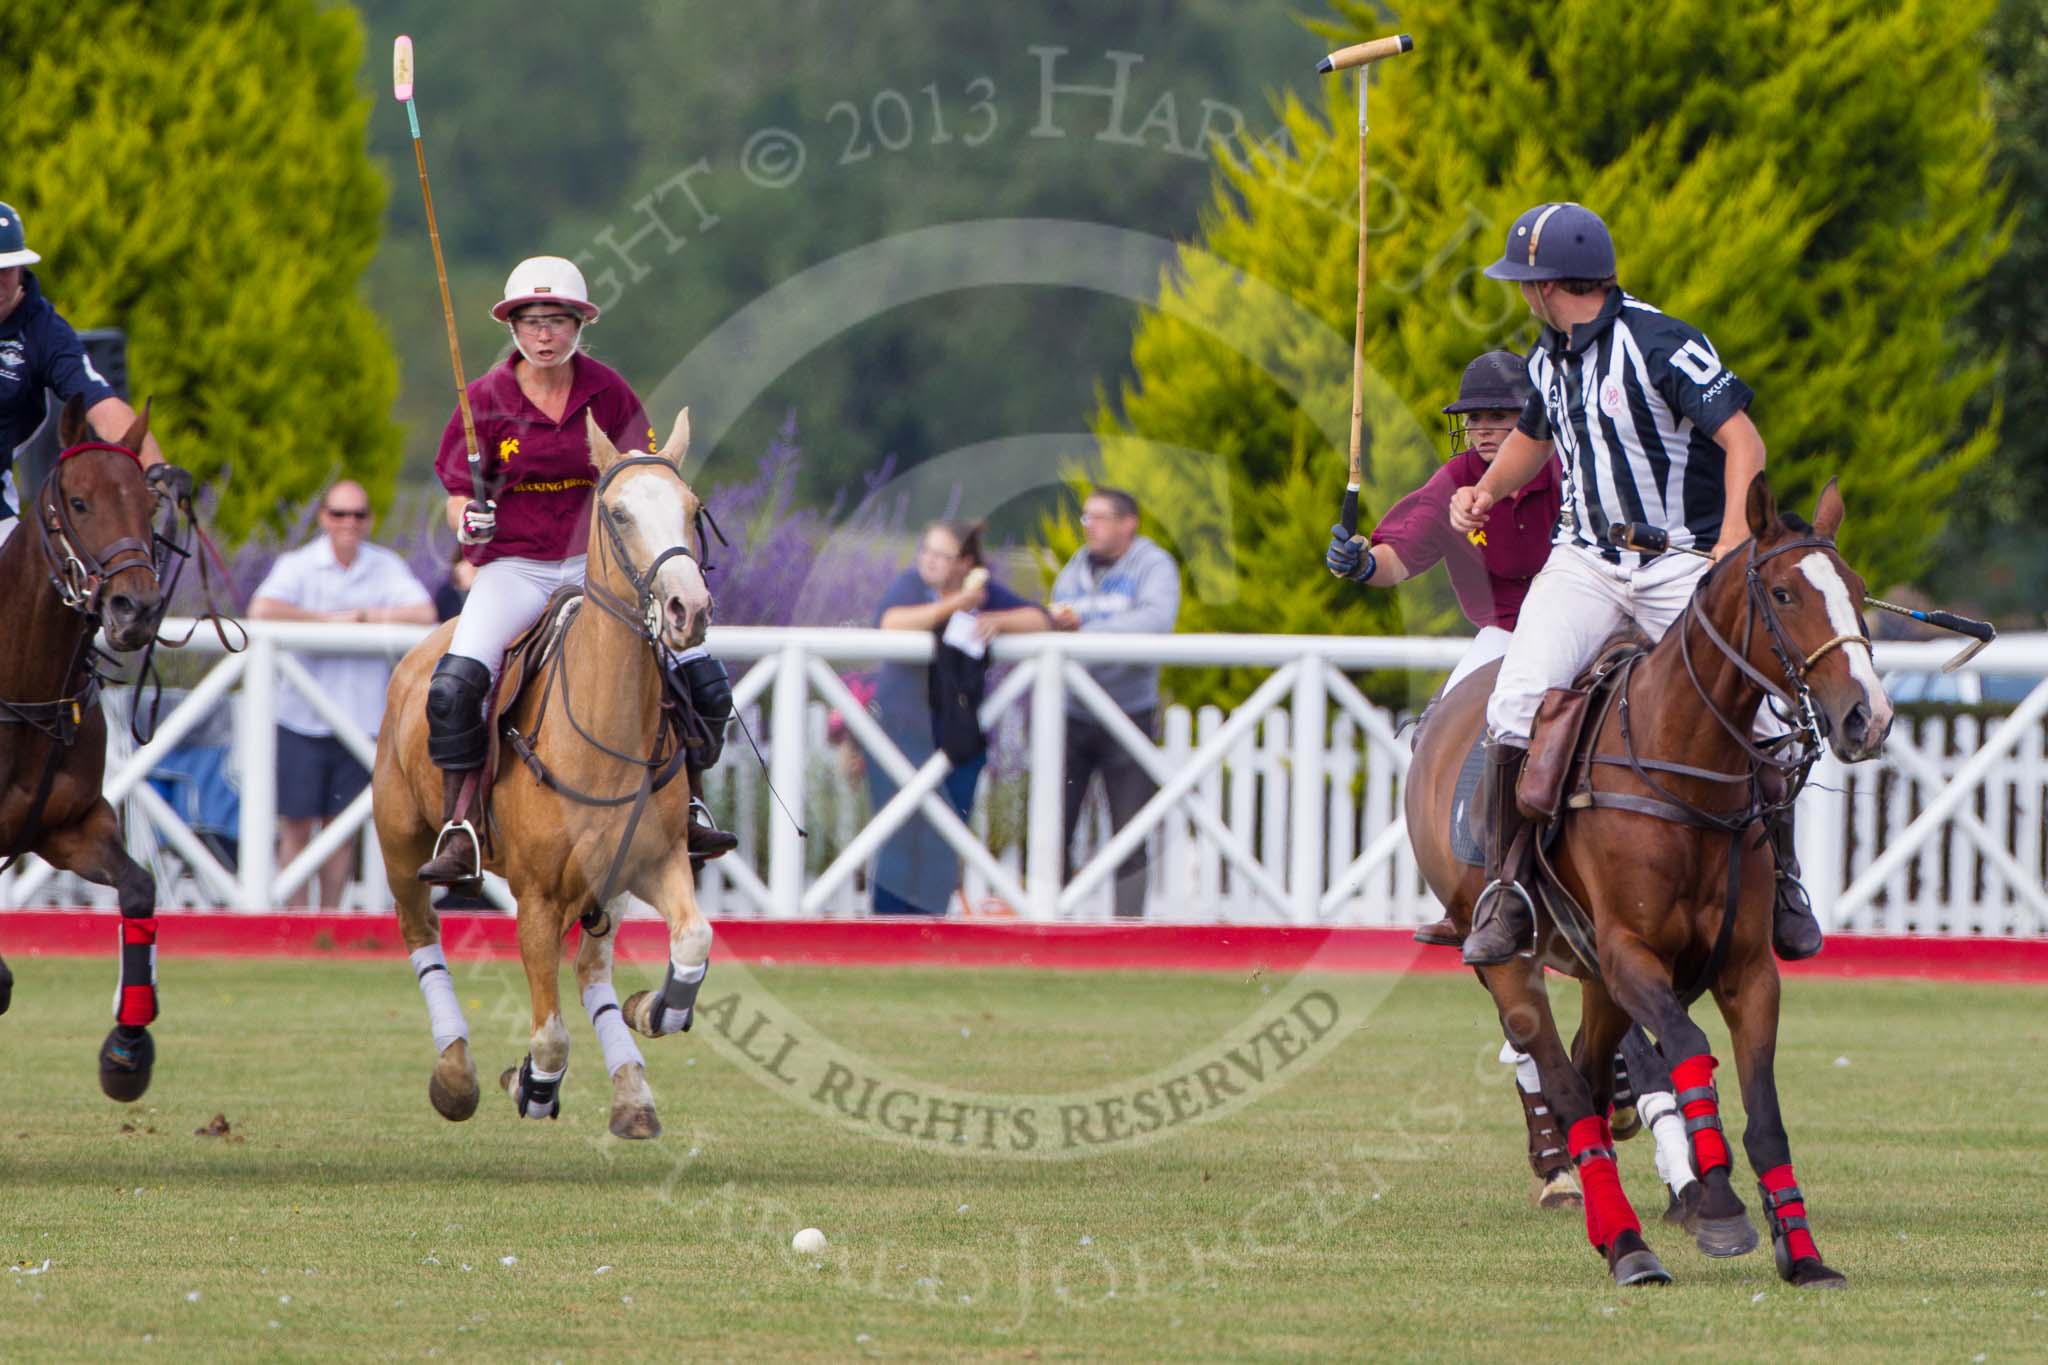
[1318,33,1414,74]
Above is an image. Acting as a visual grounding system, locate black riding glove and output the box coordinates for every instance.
[145,463,195,504]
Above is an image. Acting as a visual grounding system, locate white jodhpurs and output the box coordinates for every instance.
[1444,625,1514,696]
[1486,544,1711,742]
[0,515,16,550]
[448,554,587,677]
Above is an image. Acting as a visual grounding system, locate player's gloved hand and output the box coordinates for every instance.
[1326,525,1375,581]
[458,499,497,546]
[145,463,195,504]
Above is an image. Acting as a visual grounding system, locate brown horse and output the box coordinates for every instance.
[373,409,716,1140]
[0,397,170,1099]
[1407,474,1891,1288]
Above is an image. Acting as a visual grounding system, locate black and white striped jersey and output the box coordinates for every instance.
[1515,287,1753,558]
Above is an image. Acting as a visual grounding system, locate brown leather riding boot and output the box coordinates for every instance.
[416,768,483,886]
[1766,805,1823,961]
[1463,739,1536,967]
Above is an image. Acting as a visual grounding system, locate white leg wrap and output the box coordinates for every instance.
[1639,1089,1696,1192]
[1499,1040,1542,1094]
[410,945,468,1053]
[582,982,645,1077]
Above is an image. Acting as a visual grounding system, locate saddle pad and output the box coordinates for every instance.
[1449,726,1488,867]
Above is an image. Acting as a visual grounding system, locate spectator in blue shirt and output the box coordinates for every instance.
[0,200,188,535]
[869,520,1058,915]
[1048,488,1182,919]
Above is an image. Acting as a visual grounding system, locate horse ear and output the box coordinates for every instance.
[1744,470,1778,543]
[1813,477,1844,541]
[117,397,152,454]
[656,407,691,471]
[585,411,622,471]
[58,393,90,447]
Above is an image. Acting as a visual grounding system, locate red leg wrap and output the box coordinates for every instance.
[1759,1164,1821,1263]
[1567,1114,1640,1251]
[116,917,158,1027]
[1671,1053,1733,1176]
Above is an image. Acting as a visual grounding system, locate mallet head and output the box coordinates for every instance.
[392,35,414,102]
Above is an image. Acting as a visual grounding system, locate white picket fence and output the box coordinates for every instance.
[0,624,2042,936]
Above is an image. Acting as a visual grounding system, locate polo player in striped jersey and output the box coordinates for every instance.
[1448,202,1824,968]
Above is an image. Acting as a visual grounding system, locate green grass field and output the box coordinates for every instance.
[0,952,2042,1362]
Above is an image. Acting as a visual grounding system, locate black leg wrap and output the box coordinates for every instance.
[654,959,708,1034]
[675,654,732,770]
[511,1055,562,1120]
[0,954,12,1015]
[425,654,494,769]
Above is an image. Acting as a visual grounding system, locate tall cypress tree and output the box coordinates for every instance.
[2,1,399,539]
[1081,0,2006,703]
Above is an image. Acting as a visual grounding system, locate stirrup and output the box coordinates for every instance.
[424,819,481,880]
[1467,878,1538,963]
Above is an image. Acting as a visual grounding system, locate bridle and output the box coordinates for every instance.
[1680,534,1875,773]
[35,441,161,618]
[579,455,724,642]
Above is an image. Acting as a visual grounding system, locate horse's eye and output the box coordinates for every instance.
[1771,586,1795,605]
[68,497,87,514]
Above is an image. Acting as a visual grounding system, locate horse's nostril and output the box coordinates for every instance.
[1843,703,1870,745]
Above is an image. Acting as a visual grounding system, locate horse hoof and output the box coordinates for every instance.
[1693,1211,1760,1258]
[1663,1183,1703,1228]
[98,1027,155,1103]
[1534,1170,1583,1210]
[428,1042,480,1122]
[1786,1257,1847,1290]
[1610,1248,1673,1287]
[1610,1104,1642,1141]
[610,1105,661,1140]
[622,990,655,1037]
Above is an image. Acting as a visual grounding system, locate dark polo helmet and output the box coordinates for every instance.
[0,201,41,269]
[1443,350,1533,415]
[1483,201,1614,282]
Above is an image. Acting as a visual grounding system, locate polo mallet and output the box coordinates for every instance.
[1318,33,1415,542]
[393,35,484,506]
[1611,521,1997,672]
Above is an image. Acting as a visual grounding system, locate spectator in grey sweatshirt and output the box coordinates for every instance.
[1049,487,1182,918]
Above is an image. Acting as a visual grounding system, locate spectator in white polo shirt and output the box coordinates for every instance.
[251,481,436,907]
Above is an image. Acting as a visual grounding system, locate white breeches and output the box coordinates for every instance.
[1444,625,1514,696]
[0,516,15,549]
[448,554,587,677]
[1486,546,1711,742]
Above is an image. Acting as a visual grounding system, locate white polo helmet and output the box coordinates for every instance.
[490,255,599,323]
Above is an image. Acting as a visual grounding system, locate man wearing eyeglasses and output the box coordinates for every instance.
[251,481,436,908]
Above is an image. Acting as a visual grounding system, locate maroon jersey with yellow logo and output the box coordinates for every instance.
[435,353,654,566]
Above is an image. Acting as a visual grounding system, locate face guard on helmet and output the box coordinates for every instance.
[1442,350,1534,455]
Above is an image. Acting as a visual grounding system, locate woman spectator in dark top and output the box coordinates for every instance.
[432,541,480,623]
[868,520,1053,915]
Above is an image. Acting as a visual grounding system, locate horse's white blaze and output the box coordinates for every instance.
[612,472,710,645]
[1795,552,1893,733]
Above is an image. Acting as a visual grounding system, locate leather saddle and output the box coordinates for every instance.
[1512,627,1653,977]
[471,587,583,854]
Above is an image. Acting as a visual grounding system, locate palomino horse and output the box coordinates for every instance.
[1407,475,1891,1288]
[373,409,716,1140]
[0,397,171,1099]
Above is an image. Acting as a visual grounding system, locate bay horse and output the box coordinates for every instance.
[1406,474,1891,1288]
[0,397,171,1099]
[373,409,716,1140]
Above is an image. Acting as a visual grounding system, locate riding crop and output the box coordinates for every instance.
[1611,521,1997,671]
[393,35,484,505]
[1317,32,1414,541]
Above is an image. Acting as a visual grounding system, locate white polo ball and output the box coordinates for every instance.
[791,1227,828,1255]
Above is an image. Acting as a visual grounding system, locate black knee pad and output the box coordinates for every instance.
[424,654,494,769]
[675,654,732,768]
